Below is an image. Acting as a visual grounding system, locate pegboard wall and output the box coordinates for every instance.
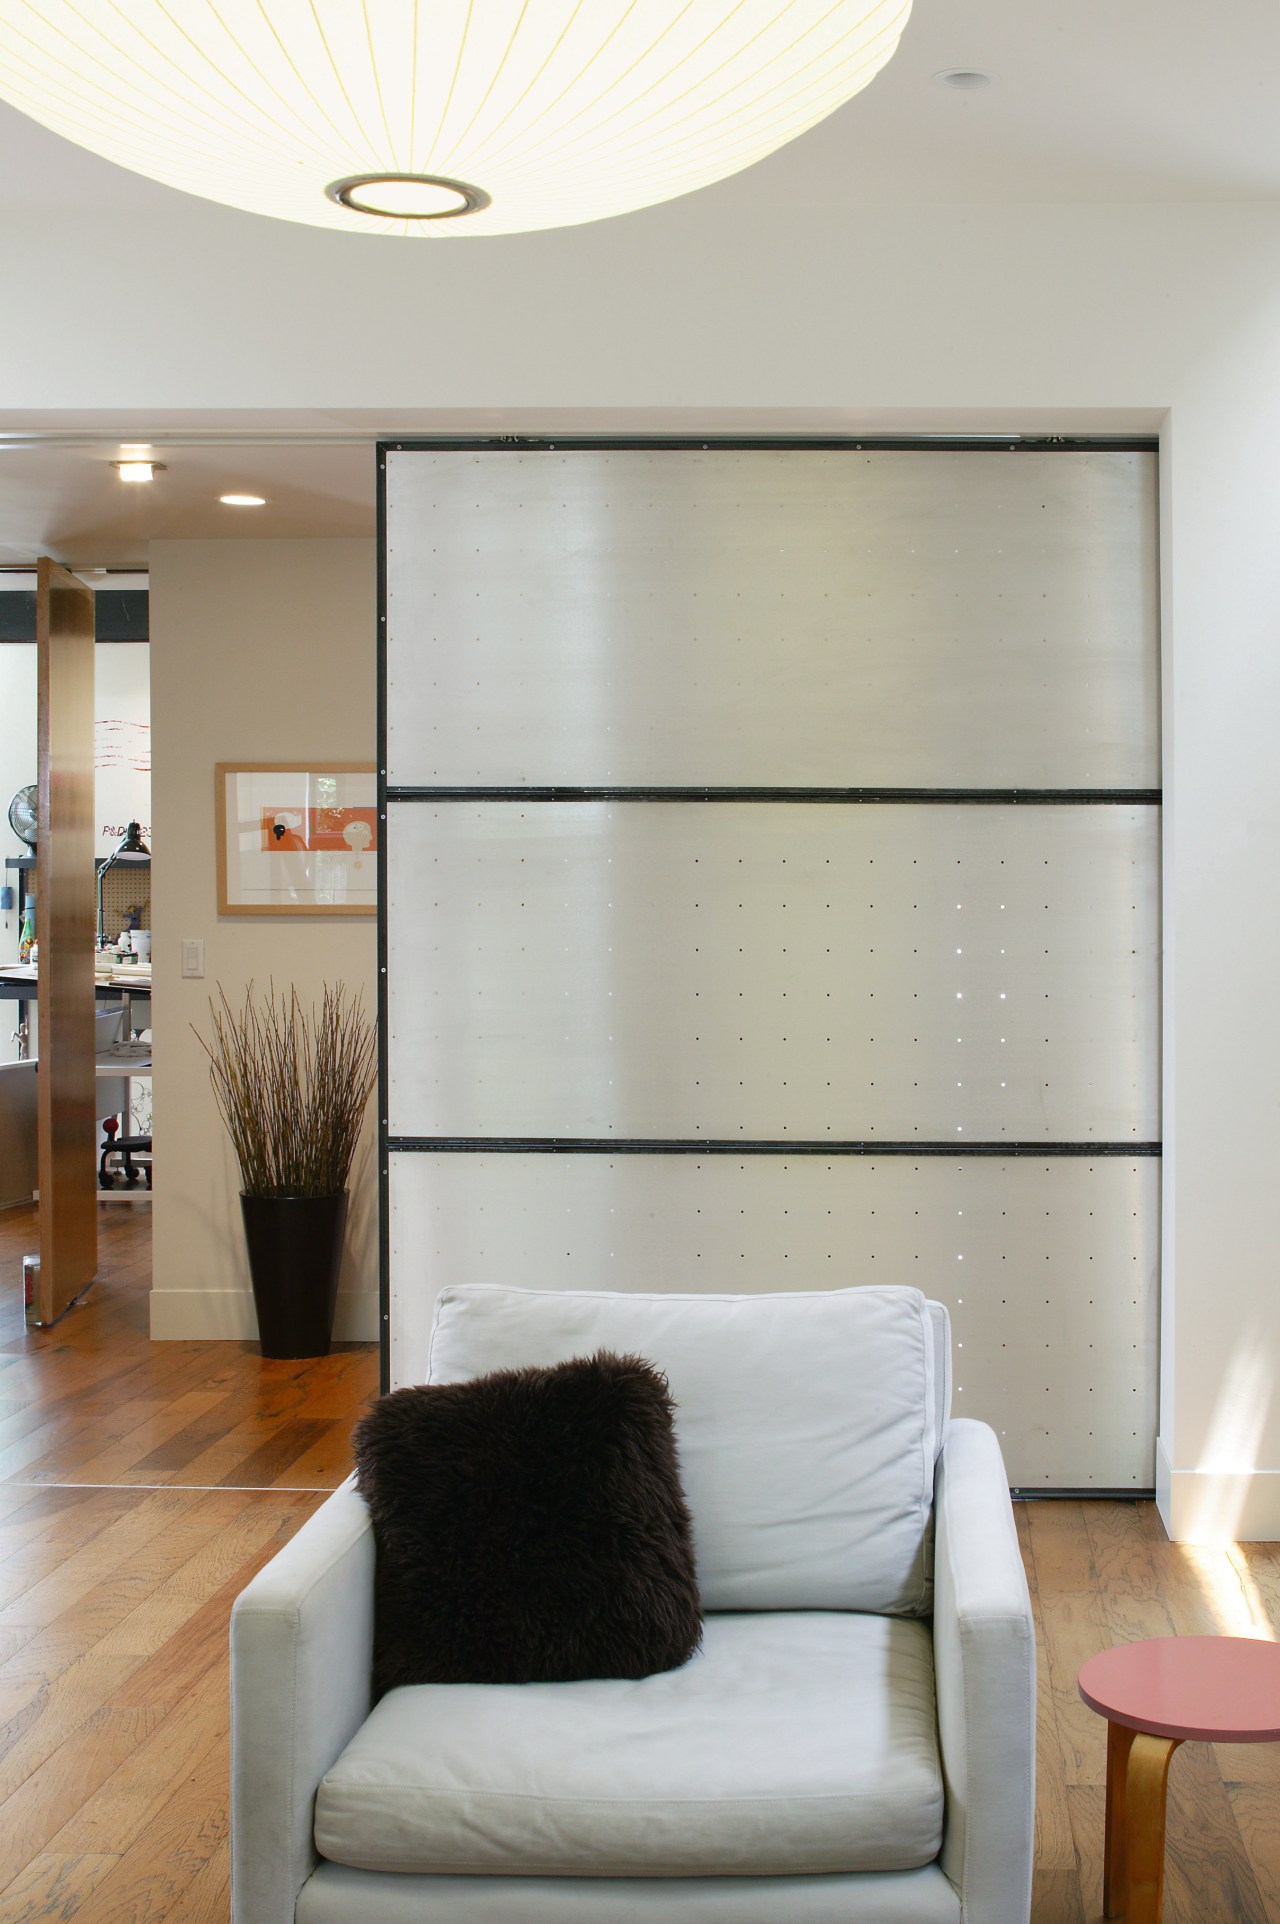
[380,442,1162,1488]
[98,862,150,944]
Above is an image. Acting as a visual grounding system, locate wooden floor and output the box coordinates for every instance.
[0,1201,377,1922]
[1021,1499,1280,1923]
[2,1204,1280,1922]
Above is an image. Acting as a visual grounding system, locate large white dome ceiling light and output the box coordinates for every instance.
[0,0,912,238]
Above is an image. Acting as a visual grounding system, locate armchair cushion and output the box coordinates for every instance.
[314,1611,944,1879]
[427,1284,939,1615]
[353,1350,701,1692]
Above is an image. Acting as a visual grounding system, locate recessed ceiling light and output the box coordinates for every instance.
[112,460,166,483]
[934,68,994,90]
[220,493,267,507]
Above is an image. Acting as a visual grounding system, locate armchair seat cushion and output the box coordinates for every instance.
[314,1611,944,1879]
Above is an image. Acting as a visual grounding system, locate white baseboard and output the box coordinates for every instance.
[1155,1435,1173,1528]
[149,1287,379,1345]
[1155,1437,1280,1541]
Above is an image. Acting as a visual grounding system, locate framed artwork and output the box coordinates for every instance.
[215,763,377,917]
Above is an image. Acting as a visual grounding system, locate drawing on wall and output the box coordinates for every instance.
[217,764,376,916]
[96,717,150,770]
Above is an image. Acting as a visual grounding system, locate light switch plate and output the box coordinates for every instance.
[181,938,205,979]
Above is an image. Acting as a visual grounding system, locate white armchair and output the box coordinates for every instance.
[231,1285,1034,1924]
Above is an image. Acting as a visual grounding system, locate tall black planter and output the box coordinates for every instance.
[240,1191,348,1360]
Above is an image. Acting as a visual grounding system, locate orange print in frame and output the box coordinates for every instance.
[260,806,379,862]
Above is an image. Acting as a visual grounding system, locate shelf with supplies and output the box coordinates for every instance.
[4,851,150,973]
[0,968,152,1003]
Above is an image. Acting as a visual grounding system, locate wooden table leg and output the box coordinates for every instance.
[1122,1731,1182,1924]
[1104,1721,1137,1917]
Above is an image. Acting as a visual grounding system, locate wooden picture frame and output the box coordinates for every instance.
[215,762,377,917]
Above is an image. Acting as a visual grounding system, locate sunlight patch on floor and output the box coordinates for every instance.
[1180,1541,1277,1640]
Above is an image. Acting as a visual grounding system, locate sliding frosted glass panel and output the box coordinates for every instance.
[386,800,1159,1142]
[388,1152,1158,1488]
[385,447,1158,790]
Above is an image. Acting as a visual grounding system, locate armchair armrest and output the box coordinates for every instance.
[231,1479,375,1924]
[933,1418,1035,1924]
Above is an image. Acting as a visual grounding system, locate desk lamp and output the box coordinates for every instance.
[96,821,149,949]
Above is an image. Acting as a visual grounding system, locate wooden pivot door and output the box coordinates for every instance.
[35,557,97,1323]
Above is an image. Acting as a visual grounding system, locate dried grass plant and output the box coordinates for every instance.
[194,980,377,1199]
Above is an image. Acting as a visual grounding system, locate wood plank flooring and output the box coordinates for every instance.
[0,1201,377,1922]
[1022,1498,1280,1923]
[3,1199,1280,1920]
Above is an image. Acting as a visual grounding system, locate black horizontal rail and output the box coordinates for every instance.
[1014,1488,1157,1501]
[387,785,1162,807]
[380,436,1159,455]
[388,1137,1161,1158]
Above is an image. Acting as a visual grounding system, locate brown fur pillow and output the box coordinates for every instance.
[352,1350,702,1694]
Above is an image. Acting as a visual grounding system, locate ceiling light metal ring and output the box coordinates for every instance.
[326,174,491,222]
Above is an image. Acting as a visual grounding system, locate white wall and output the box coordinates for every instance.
[94,643,150,857]
[3,193,1280,1534]
[148,540,378,1342]
[0,644,36,997]
[0,200,1267,418]
[0,639,152,1061]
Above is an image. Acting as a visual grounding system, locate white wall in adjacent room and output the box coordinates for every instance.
[94,642,151,857]
[0,643,37,997]
[0,637,152,1059]
[148,539,377,1342]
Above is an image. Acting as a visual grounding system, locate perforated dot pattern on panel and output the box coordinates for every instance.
[386,801,1159,1142]
[384,448,1159,790]
[388,1155,1158,1489]
[381,442,1162,1490]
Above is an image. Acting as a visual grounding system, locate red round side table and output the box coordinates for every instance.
[1079,1636,1280,1924]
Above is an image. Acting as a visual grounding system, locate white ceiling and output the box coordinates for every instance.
[3,0,1277,214]
[0,441,377,570]
[0,0,1276,566]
